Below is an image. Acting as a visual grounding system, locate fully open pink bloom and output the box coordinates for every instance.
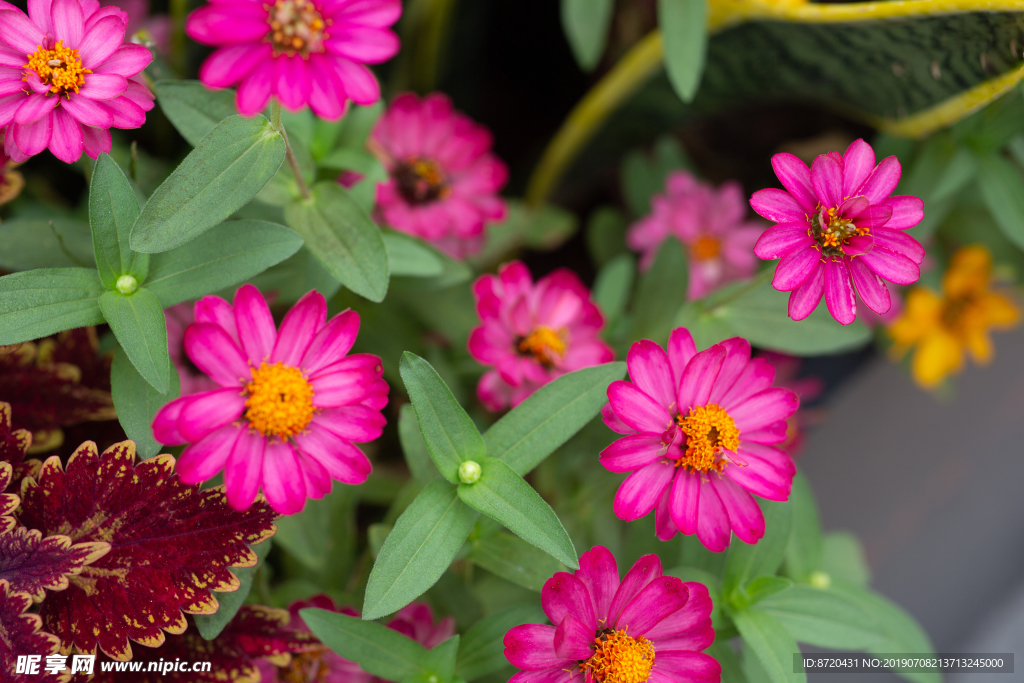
[186,0,400,118]
[0,0,154,162]
[749,139,925,325]
[151,284,389,515]
[600,328,798,551]
[469,261,614,411]
[372,92,508,259]
[504,546,720,683]
[165,302,219,396]
[628,171,764,300]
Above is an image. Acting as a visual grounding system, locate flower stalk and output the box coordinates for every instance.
[271,99,313,201]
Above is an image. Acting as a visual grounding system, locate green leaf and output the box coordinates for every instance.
[756,584,884,650]
[89,154,147,289]
[284,181,390,302]
[783,474,822,583]
[723,499,792,599]
[592,253,635,327]
[629,237,688,344]
[0,268,105,345]
[743,577,793,607]
[110,346,180,460]
[976,152,1024,251]
[560,0,614,71]
[194,540,271,640]
[0,217,93,271]
[586,207,628,266]
[144,219,303,308]
[467,531,566,591]
[99,288,170,393]
[385,231,444,278]
[930,146,977,201]
[131,115,286,253]
[660,0,708,102]
[707,639,746,683]
[483,362,626,476]
[415,636,460,683]
[301,608,429,681]
[820,533,870,586]
[732,608,806,683]
[455,604,547,682]
[400,352,485,483]
[363,479,479,620]
[154,80,239,147]
[399,404,440,486]
[457,458,578,568]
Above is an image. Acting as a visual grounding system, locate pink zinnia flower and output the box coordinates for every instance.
[468,261,614,411]
[186,0,400,118]
[165,302,219,396]
[628,171,764,300]
[600,328,798,551]
[371,92,508,259]
[0,0,155,162]
[504,546,721,683]
[152,284,389,515]
[749,139,925,324]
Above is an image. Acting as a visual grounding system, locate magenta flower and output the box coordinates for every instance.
[468,261,614,411]
[600,328,798,551]
[186,0,400,118]
[152,284,389,515]
[749,139,925,324]
[0,0,154,162]
[372,92,508,259]
[504,546,721,683]
[628,171,764,300]
[165,302,219,396]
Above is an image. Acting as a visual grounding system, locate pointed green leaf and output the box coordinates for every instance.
[0,268,105,345]
[385,231,444,278]
[144,219,303,307]
[301,608,428,681]
[110,346,180,460]
[284,181,390,301]
[194,540,271,640]
[592,253,635,328]
[458,458,578,569]
[98,288,170,393]
[561,0,614,71]
[660,0,708,102]
[783,474,822,582]
[723,499,792,599]
[455,604,546,682]
[399,404,440,486]
[0,217,93,271]
[467,531,565,591]
[732,608,806,683]
[89,154,147,289]
[976,152,1024,251]
[400,352,485,483]
[484,362,626,476]
[131,115,286,253]
[820,533,870,586]
[154,80,240,147]
[630,237,688,344]
[363,479,479,620]
[756,584,884,650]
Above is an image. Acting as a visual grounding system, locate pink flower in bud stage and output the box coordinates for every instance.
[0,0,154,162]
[750,139,925,325]
[186,0,400,118]
[504,546,721,683]
[371,92,508,259]
[600,328,798,552]
[469,261,614,411]
[152,284,389,516]
[628,170,764,300]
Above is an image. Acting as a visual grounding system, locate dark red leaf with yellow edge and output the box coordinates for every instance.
[0,526,109,602]
[17,440,279,661]
[0,462,19,534]
[90,605,320,682]
[0,579,69,683]
[0,402,35,489]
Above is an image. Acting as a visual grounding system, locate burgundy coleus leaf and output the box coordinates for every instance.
[91,606,320,682]
[18,440,279,660]
[0,526,109,601]
[0,462,19,534]
[0,579,68,683]
[0,402,36,489]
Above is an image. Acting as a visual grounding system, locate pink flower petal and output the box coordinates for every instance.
[176,423,241,484]
[772,244,820,292]
[726,443,795,501]
[333,0,402,27]
[824,257,857,325]
[510,670,582,683]
[540,572,596,634]
[80,122,110,158]
[788,259,824,320]
[185,2,268,44]
[613,460,675,521]
[78,73,127,100]
[0,9,46,53]
[198,44,266,89]
[729,387,799,433]
[503,624,565,671]
[576,545,619,624]
[78,16,127,69]
[235,61,273,115]
[606,381,671,433]
[234,283,276,365]
[749,188,807,224]
[27,0,52,34]
[843,234,873,256]
[842,139,876,197]
[741,421,789,445]
[667,327,696,381]
[695,477,731,551]
[607,554,662,628]
[273,53,309,111]
[307,53,347,119]
[838,195,869,219]
[668,468,700,535]
[261,440,306,515]
[854,204,893,229]
[309,354,384,408]
[771,153,817,211]
[179,387,247,442]
[293,422,372,484]
[224,428,265,511]
[183,322,250,388]
[601,402,634,435]
[860,156,901,204]
[707,337,751,404]
[754,224,812,261]
[296,448,332,500]
[654,488,678,541]
[677,345,726,410]
[325,26,399,63]
[616,576,689,637]
[51,0,85,47]
[718,357,775,410]
[880,195,925,230]
[152,394,189,445]
[626,339,675,408]
[195,294,238,341]
[849,256,890,315]
[649,652,721,683]
[14,94,57,126]
[314,405,385,442]
[271,289,326,366]
[328,55,379,104]
[645,580,714,646]
[12,114,53,156]
[600,433,666,473]
[94,43,152,77]
[710,475,764,545]
[48,107,82,162]
[62,94,114,127]
[553,614,593,660]
[860,245,920,285]
[300,309,360,375]
[810,154,843,209]
[871,227,925,263]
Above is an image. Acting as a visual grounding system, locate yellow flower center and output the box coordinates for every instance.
[691,235,720,261]
[517,326,566,367]
[675,403,740,472]
[24,41,90,95]
[244,362,315,440]
[393,156,450,205]
[266,0,327,56]
[810,206,870,256]
[583,629,656,683]
[280,648,331,682]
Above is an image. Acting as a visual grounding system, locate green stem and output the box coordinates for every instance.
[270,99,312,201]
[525,30,665,207]
[170,0,188,76]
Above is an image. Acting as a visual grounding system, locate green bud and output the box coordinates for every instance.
[458,460,482,484]
[116,274,138,295]
[809,571,831,589]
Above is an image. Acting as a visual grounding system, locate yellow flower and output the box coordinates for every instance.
[888,245,1020,388]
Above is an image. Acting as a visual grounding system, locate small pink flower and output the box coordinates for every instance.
[186,0,400,118]
[600,328,798,551]
[152,284,389,515]
[468,261,614,411]
[503,546,721,683]
[165,302,219,396]
[750,139,925,325]
[372,92,508,259]
[628,171,764,300]
[0,0,155,162]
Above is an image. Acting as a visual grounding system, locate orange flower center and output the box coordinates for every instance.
[517,326,565,367]
[583,629,656,683]
[280,648,331,682]
[244,362,315,439]
[675,403,740,472]
[393,156,450,205]
[24,41,90,95]
[266,0,327,56]
[691,235,720,261]
[811,206,870,256]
